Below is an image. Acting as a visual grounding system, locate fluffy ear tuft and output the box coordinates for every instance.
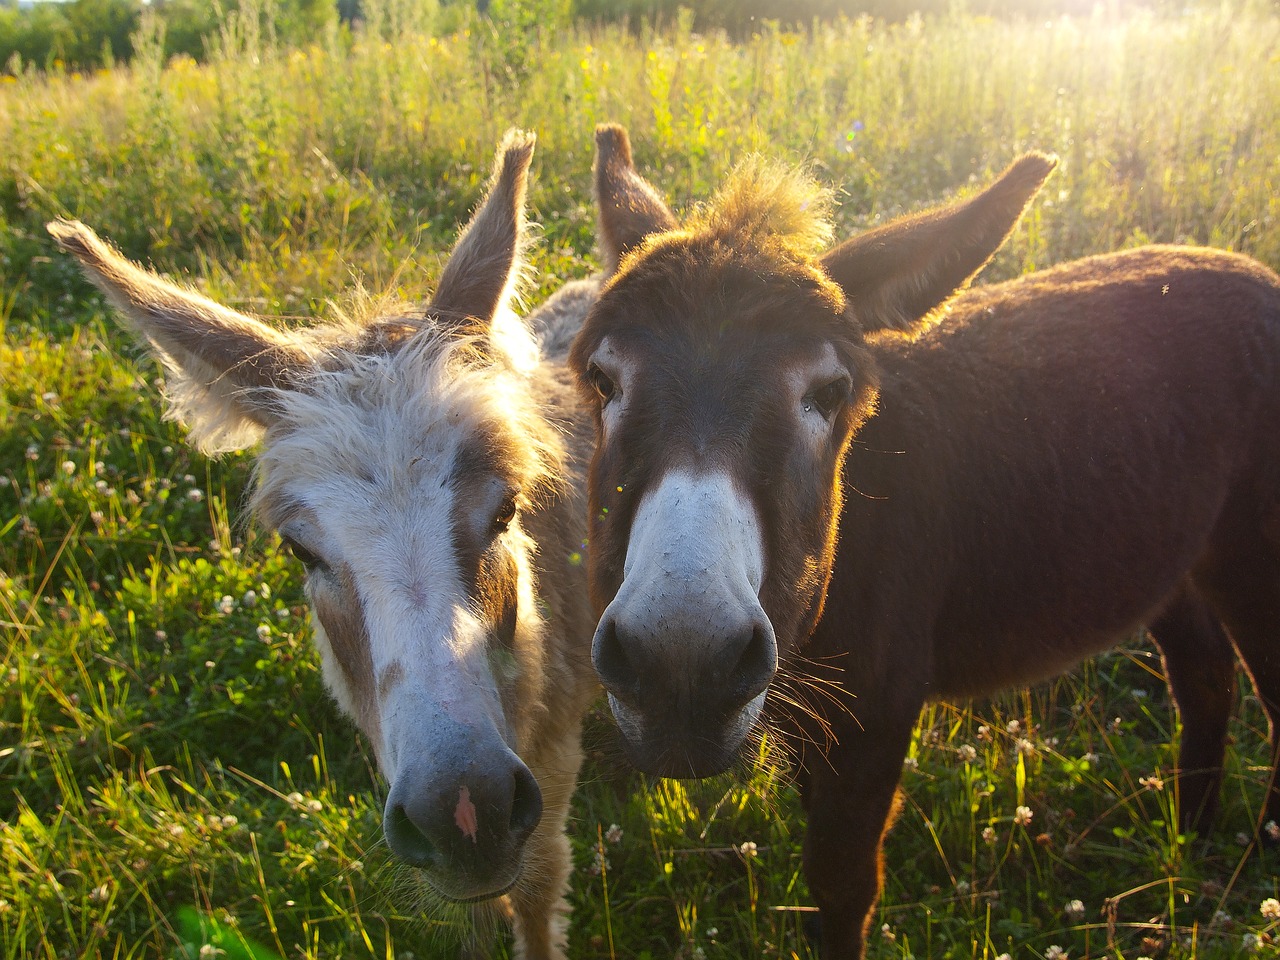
[48,218,315,453]
[429,129,536,343]
[821,152,1058,336]
[594,124,677,275]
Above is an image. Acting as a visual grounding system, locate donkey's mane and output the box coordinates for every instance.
[685,157,835,259]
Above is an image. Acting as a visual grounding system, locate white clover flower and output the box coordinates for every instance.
[605,823,623,845]
[1006,719,1022,734]
[199,946,225,959]
[186,488,204,502]
[1064,899,1085,921]
[61,460,76,476]
[220,815,238,829]
[982,826,997,844]
[287,792,304,804]
[306,799,323,813]
[957,744,977,763]
[1266,820,1280,841]
[739,841,758,858]
[256,624,271,641]
[902,756,919,770]
[1044,945,1068,960]
[1017,738,1035,756]
[242,590,258,606]
[880,923,896,942]
[217,596,234,615]
[1242,932,1261,952]
[1014,805,1033,827]
[587,848,609,876]
[955,879,971,895]
[1139,775,1164,791]
[995,954,1011,960]
[314,838,329,853]
[1261,897,1280,920]
[25,444,39,461]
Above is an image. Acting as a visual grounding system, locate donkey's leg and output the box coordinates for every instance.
[1148,585,1238,836]
[1196,542,1280,841]
[507,733,585,960]
[800,703,920,960]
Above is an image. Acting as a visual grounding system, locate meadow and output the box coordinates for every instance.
[3,1,1280,957]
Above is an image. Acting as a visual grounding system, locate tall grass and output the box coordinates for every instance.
[3,2,1280,957]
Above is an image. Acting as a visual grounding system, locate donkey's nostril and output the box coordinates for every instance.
[592,616,640,701]
[384,800,437,869]
[508,763,543,841]
[728,618,778,705]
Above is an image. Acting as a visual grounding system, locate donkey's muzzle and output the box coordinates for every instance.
[592,604,777,778]
[383,751,542,901]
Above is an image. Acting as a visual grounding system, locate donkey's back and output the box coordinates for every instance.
[851,245,1280,689]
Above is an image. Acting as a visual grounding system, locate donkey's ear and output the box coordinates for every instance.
[594,124,677,275]
[821,152,1057,335]
[429,129,535,335]
[48,219,315,454]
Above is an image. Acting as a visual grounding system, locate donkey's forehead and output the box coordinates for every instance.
[253,348,532,517]
[584,235,846,355]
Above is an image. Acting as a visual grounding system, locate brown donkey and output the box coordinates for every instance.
[571,125,1280,959]
[51,132,599,960]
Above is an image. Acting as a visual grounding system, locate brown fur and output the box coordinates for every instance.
[574,126,1280,959]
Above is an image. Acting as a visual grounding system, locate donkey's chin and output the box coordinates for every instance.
[421,859,524,905]
[607,691,767,779]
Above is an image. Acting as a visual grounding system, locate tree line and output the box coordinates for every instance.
[0,0,1193,73]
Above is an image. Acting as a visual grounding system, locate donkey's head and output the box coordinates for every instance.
[572,125,1055,777]
[51,132,566,901]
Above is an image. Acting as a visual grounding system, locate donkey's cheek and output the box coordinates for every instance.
[308,577,382,757]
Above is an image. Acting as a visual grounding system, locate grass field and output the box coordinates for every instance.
[4,1,1280,957]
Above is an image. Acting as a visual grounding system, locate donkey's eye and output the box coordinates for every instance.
[804,377,852,420]
[586,363,617,405]
[492,494,519,536]
[281,536,325,572]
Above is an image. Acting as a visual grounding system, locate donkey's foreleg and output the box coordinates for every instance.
[507,734,585,960]
[1149,585,1237,836]
[801,709,919,960]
